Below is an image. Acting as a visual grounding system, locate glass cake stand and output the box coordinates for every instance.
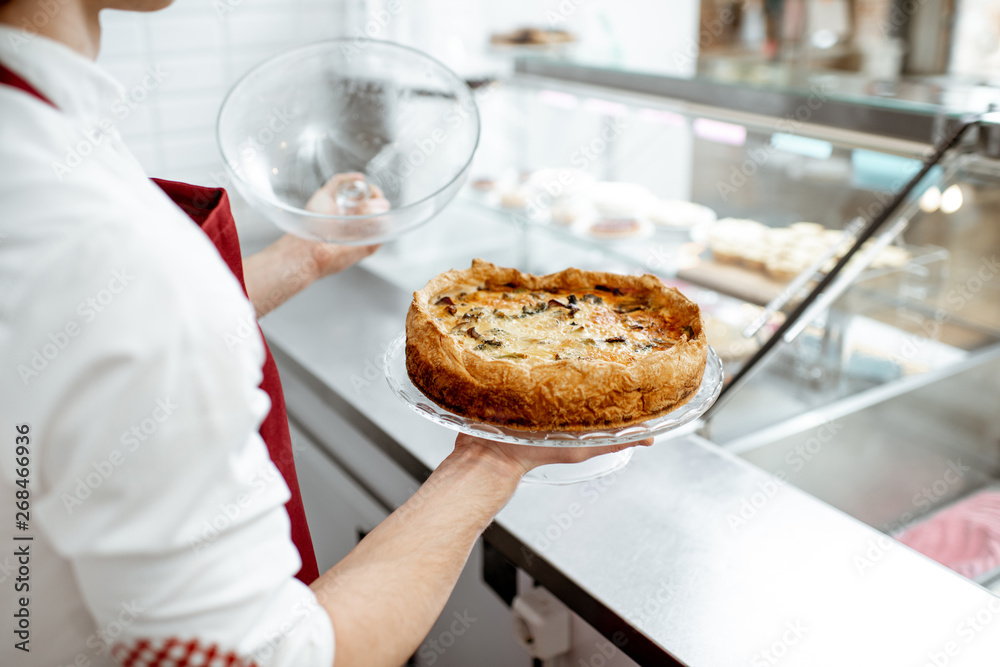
[383,333,724,484]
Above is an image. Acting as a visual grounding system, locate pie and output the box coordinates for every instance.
[648,199,717,228]
[490,28,576,46]
[586,217,648,239]
[405,259,708,431]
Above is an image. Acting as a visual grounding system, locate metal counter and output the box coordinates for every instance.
[258,239,1000,666]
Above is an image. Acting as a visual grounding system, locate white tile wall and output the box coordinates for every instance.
[97,0,347,188]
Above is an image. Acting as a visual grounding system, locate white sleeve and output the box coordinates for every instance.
[16,208,334,667]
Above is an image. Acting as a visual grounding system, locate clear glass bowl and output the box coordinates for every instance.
[217,39,481,244]
[384,333,724,483]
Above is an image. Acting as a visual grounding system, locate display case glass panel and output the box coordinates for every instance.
[366,74,1000,592]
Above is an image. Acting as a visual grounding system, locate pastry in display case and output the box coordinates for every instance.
[648,198,717,229]
[499,186,531,210]
[703,218,912,282]
[549,198,593,226]
[467,169,712,242]
[577,181,654,241]
[489,27,576,48]
[469,177,498,194]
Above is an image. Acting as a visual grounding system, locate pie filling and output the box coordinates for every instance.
[430,284,693,363]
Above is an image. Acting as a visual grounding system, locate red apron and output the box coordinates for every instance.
[1,64,320,585]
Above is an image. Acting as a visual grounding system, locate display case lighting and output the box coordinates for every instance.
[693,117,747,146]
[940,184,964,214]
[919,185,942,213]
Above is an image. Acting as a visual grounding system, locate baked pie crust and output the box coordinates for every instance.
[405,259,708,431]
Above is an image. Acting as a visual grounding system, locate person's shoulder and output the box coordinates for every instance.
[0,172,259,371]
[0,118,247,322]
[0,84,79,176]
[0,89,261,372]
[0,86,133,245]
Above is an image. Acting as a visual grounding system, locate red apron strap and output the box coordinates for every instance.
[152,179,320,585]
[0,62,56,107]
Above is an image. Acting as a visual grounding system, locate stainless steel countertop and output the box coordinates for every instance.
[258,223,1000,666]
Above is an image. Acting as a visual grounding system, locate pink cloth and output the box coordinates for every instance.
[896,490,1000,580]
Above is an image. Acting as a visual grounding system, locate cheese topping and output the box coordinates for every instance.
[430,284,691,364]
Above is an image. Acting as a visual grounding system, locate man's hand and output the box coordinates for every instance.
[305,171,390,217]
[313,431,653,667]
[452,432,654,481]
[243,172,388,317]
[300,171,388,280]
[267,234,379,284]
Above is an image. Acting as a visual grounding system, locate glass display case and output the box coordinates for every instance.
[501,0,1000,120]
[459,74,989,381]
[366,72,1000,594]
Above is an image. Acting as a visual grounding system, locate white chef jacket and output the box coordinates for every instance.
[0,28,334,667]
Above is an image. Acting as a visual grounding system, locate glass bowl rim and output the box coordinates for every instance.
[215,37,482,223]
